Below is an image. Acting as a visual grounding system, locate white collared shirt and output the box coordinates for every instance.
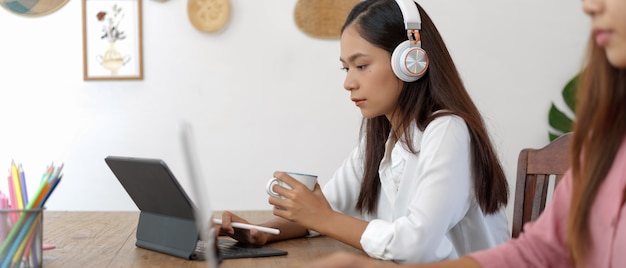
[323,115,510,263]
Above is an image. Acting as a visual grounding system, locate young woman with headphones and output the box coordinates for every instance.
[306,0,626,267]
[219,0,510,263]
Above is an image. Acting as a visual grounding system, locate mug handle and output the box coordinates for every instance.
[266,177,282,198]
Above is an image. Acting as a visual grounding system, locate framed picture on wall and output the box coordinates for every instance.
[82,0,143,80]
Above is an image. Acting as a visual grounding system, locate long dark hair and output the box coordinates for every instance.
[568,37,626,266]
[341,0,509,215]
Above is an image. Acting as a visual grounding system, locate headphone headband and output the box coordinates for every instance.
[395,0,421,31]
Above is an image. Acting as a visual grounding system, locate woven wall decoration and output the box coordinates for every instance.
[0,0,68,17]
[188,0,230,33]
[294,0,361,40]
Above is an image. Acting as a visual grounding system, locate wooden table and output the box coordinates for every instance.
[41,211,362,267]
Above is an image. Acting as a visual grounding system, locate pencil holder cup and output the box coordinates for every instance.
[0,208,44,268]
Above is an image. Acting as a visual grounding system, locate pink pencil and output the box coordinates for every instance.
[7,174,18,223]
[0,191,9,243]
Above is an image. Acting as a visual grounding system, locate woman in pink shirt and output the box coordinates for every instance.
[306,0,626,267]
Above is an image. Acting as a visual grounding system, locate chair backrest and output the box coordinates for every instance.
[511,132,572,238]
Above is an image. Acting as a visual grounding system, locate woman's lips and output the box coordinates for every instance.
[594,29,612,46]
[352,98,365,107]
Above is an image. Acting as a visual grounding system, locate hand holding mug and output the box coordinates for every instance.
[266,171,333,230]
[266,172,318,198]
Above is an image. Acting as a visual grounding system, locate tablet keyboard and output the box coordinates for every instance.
[195,238,288,260]
[218,238,288,259]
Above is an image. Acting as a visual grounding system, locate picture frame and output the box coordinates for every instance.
[82,0,143,80]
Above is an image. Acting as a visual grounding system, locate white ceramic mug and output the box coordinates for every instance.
[266,172,318,198]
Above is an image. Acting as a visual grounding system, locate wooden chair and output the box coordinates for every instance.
[511,132,572,238]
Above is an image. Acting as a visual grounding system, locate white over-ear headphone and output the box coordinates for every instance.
[391,0,429,82]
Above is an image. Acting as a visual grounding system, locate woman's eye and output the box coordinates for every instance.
[340,64,367,72]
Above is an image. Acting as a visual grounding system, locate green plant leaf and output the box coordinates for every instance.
[548,103,573,134]
[548,74,578,141]
[562,75,578,112]
[548,132,561,141]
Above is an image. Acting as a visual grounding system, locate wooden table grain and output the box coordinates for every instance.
[41,211,362,267]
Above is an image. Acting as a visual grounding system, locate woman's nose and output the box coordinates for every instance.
[343,72,357,91]
[582,0,603,16]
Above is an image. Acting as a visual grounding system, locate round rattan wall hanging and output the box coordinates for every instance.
[188,0,230,33]
[294,0,361,39]
[0,0,68,17]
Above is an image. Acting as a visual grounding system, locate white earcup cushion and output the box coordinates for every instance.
[391,40,429,82]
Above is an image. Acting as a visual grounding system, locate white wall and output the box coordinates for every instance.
[0,0,589,225]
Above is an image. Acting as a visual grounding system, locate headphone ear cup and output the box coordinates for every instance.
[391,40,429,82]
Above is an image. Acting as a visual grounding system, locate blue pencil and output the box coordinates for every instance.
[41,176,62,205]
